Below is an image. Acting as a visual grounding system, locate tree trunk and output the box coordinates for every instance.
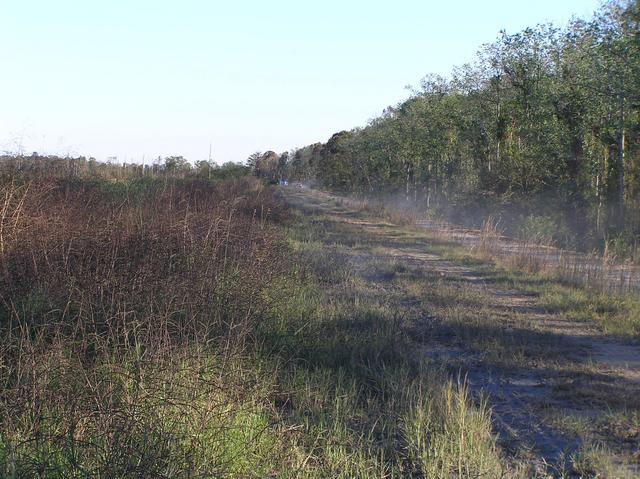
[568,136,583,190]
[568,135,586,239]
[616,93,625,228]
[406,163,410,202]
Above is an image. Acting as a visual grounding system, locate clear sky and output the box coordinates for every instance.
[0,0,601,164]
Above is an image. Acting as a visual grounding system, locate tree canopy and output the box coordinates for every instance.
[283,0,640,250]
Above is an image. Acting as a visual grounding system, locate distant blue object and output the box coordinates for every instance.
[279,179,288,186]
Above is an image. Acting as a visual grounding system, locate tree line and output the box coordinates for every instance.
[0,153,250,181]
[275,0,639,253]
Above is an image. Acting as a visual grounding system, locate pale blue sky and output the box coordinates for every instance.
[0,0,601,164]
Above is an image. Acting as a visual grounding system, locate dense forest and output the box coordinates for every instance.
[278,0,640,255]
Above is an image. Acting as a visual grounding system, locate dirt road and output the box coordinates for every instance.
[285,187,640,477]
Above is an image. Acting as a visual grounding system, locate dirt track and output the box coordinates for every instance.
[286,187,640,477]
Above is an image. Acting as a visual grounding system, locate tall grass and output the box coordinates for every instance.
[0,168,509,477]
[0,172,289,477]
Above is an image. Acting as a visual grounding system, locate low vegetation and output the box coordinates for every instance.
[0,165,287,477]
[0,161,509,477]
